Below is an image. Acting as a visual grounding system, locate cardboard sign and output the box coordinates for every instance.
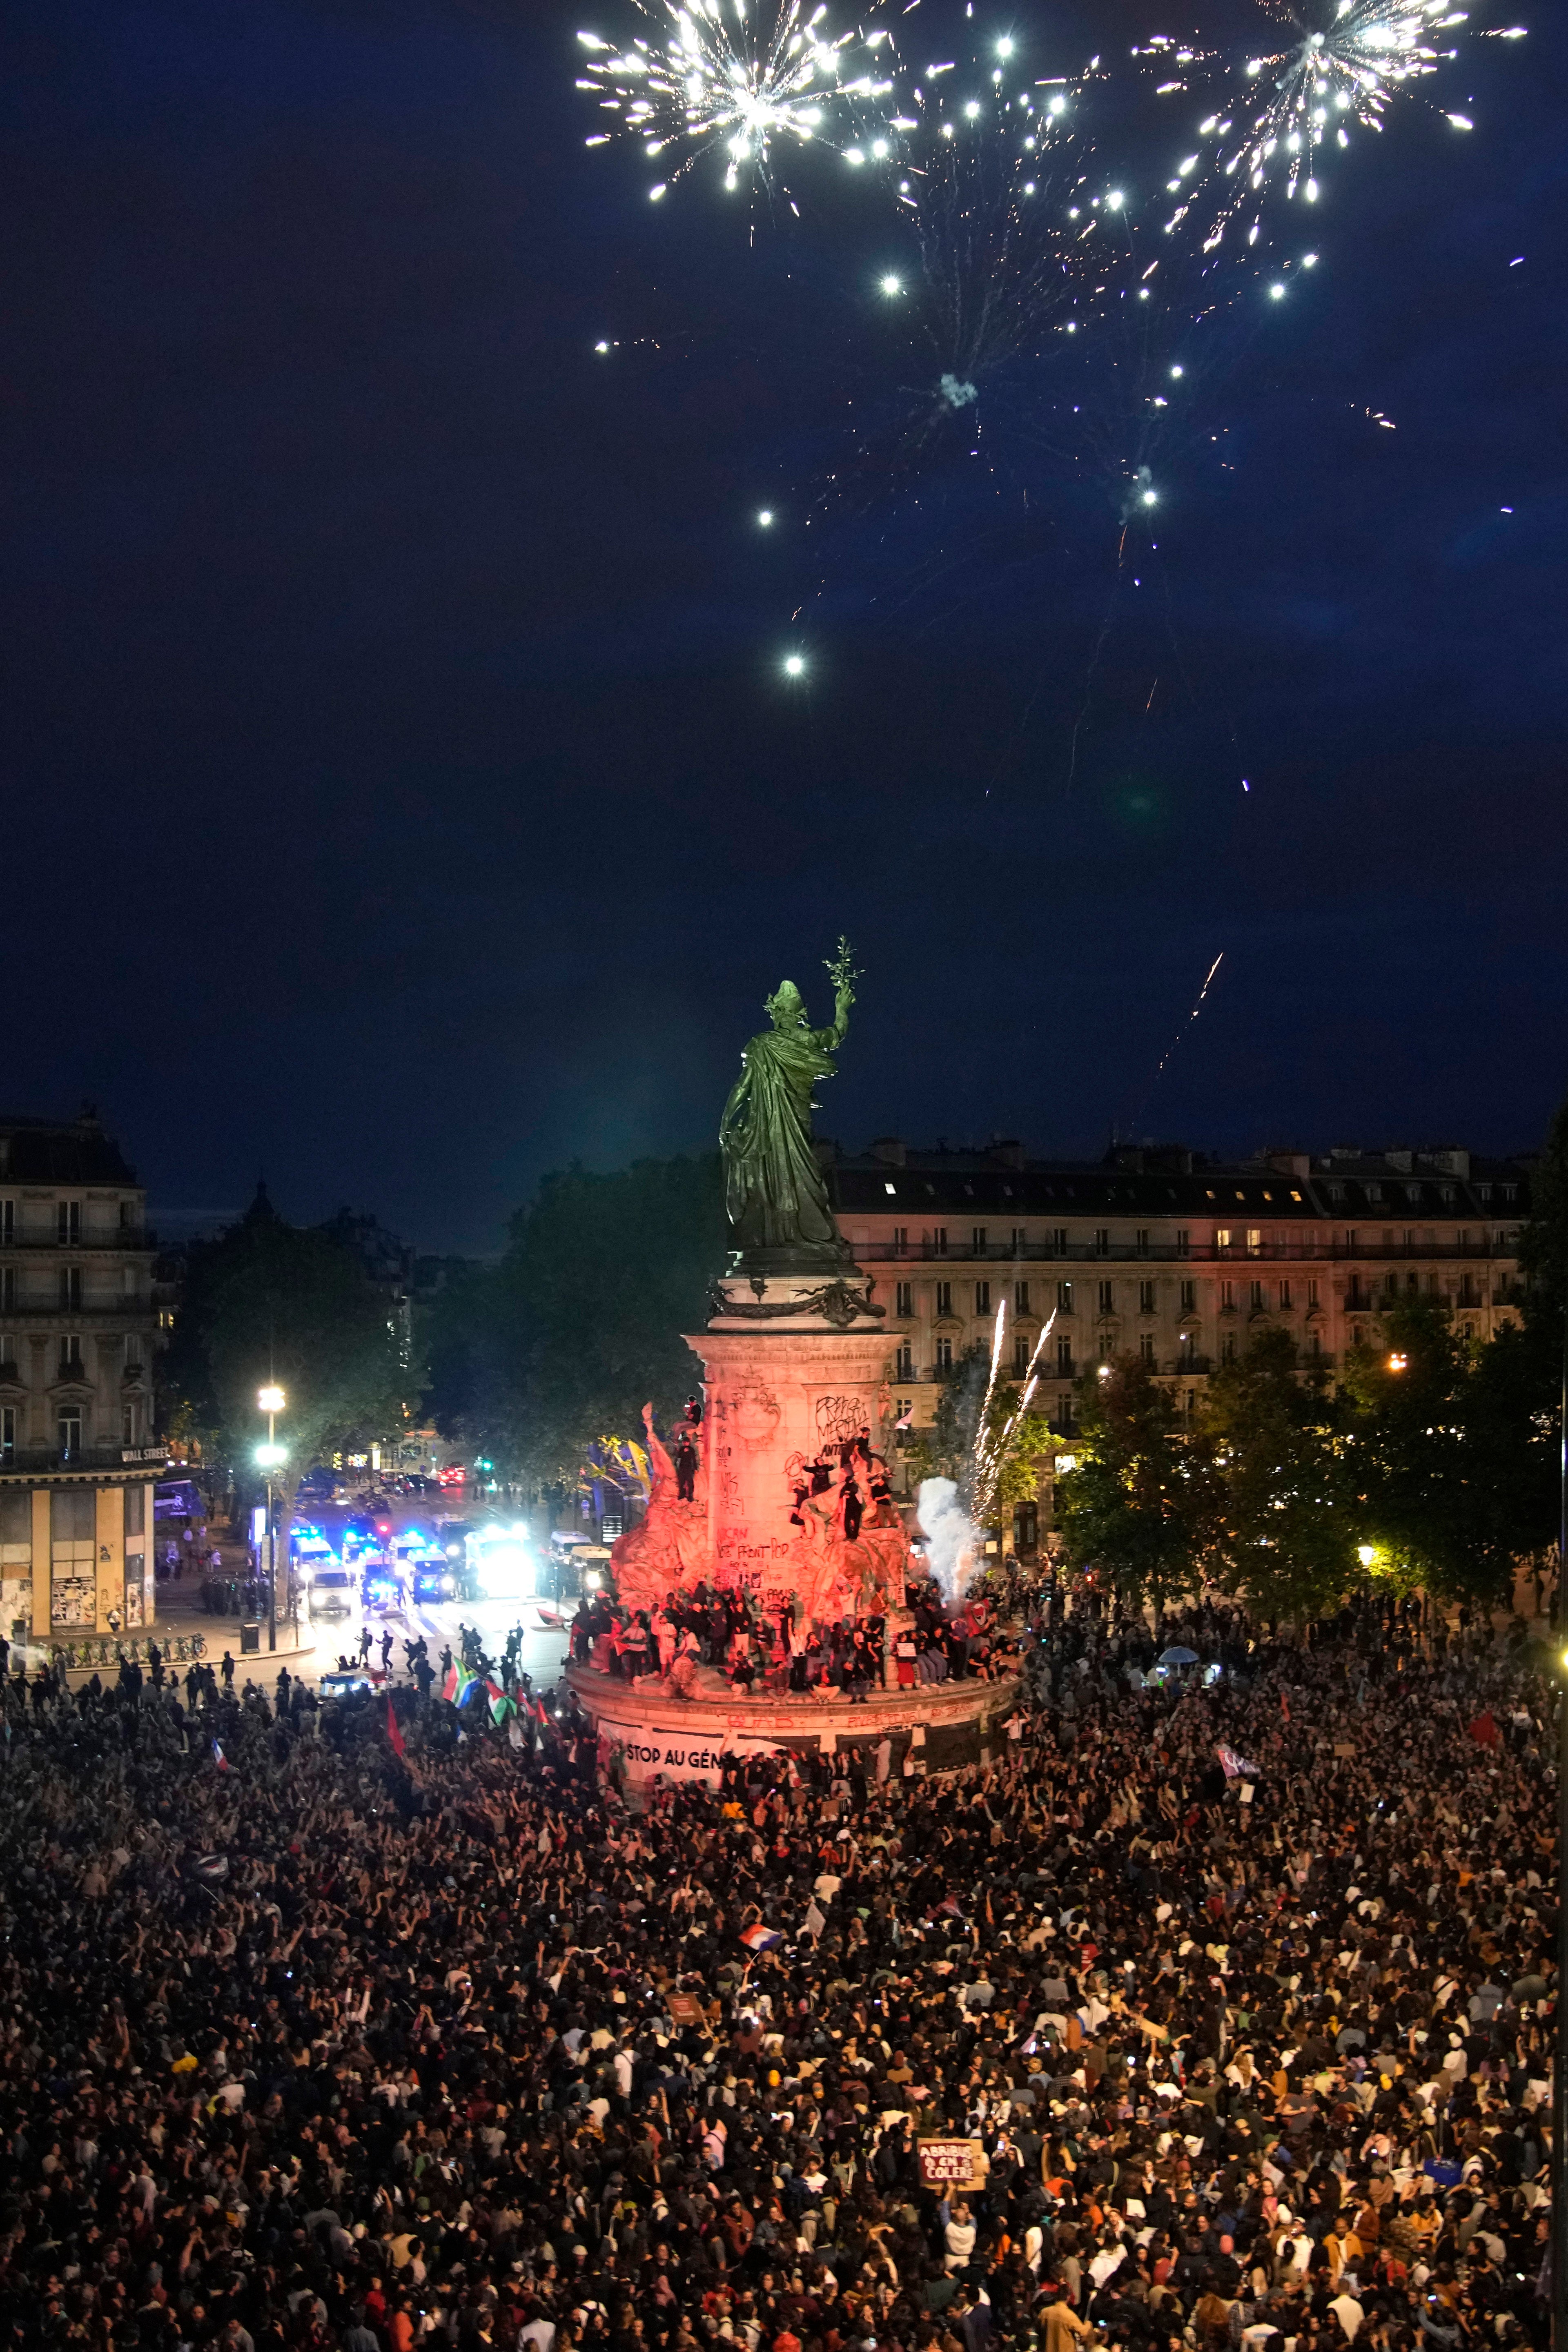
[668,1993,702,2025]
[918,2138,988,2190]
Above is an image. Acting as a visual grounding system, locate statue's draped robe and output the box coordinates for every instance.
[719,1020,843,1261]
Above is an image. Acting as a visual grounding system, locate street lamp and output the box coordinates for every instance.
[256,1384,287,1652]
[1386,1352,1408,1372]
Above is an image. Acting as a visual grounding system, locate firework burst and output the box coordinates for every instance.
[575,0,894,201]
[817,56,1117,504]
[1152,2,1526,252]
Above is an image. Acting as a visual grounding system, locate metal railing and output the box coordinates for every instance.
[894,1349,1348,1384]
[0,1307,150,1322]
[0,1232,154,1252]
[855,1236,1515,1264]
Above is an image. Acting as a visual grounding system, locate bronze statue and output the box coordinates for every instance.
[719,939,860,1274]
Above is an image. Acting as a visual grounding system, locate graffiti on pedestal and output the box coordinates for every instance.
[730,1379,781,1453]
[813,1393,867,1447]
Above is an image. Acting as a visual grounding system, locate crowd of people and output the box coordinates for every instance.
[0,1586,1553,2352]
[568,1581,1019,1699]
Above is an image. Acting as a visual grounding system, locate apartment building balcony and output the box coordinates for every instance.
[856,1236,1513,1264]
[0,1306,152,1322]
[0,1232,155,1252]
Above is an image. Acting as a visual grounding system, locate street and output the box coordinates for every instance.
[156,1497,577,1693]
[294,1497,575,1687]
[301,1587,572,1690]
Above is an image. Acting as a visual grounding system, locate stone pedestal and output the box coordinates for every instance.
[568,1265,1018,1785]
[693,1288,896,1618]
[569,1663,1018,1790]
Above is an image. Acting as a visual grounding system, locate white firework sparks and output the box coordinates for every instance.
[575,0,894,199]
[1154,2,1523,250]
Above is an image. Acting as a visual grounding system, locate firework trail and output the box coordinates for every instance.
[970,1303,1058,1523]
[1120,951,1226,1135]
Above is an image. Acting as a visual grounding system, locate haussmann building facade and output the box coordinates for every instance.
[826,1137,1529,1546]
[0,1113,163,1643]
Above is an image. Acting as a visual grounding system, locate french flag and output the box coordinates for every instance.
[211,1740,230,1773]
[739,1923,782,1953]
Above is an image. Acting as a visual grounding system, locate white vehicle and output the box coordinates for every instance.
[466,1522,537,1601]
[306,1563,357,1617]
[548,1534,612,1599]
[291,1535,339,1581]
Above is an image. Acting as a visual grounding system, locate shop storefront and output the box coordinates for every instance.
[0,1473,158,1644]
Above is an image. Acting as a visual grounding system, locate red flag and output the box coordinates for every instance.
[386,1697,406,1759]
[1467,1710,1500,1749]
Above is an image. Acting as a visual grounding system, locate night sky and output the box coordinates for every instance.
[6,0,1565,1254]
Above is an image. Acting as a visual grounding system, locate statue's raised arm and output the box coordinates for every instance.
[816,935,861,1051]
[718,942,860,1277]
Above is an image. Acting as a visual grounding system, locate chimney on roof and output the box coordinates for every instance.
[1419,1146,1471,1178]
[869,1138,906,1167]
[989,1139,1025,1169]
[1265,1149,1311,1180]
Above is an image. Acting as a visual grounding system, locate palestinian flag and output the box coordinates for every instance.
[386,1697,406,1758]
[486,1680,517,1725]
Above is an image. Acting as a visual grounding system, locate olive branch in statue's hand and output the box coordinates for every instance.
[824,936,862,1000]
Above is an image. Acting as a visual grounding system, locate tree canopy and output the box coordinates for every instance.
[165,1191,413,1517]
[422,1154,727,1494]
[1198,1328,1355,1619]
[1054,1356,1216,1608]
